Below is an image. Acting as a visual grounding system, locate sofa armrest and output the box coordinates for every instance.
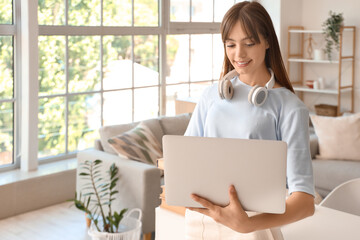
[94,139,104,151]
[310,134,319,159]
[76,149,162,234]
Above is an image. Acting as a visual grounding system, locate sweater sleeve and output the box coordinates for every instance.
[184,86,212,137]
[279,107,315,197]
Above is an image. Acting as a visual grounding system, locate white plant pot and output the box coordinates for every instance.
[88,208,142,240]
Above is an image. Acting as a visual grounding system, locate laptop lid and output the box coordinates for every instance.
[163,135,287,214]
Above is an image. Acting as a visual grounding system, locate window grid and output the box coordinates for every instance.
[2,0,237,168]
[37,0,163,160]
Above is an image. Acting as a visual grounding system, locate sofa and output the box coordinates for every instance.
[309,130,360,198]
[76,112,360,236]
[76,113,192,236]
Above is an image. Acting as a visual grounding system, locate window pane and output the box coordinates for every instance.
[103,0,132,26]
[38,0,65,25]
[68,36,101,93]
[190,82,211,98]
[134,0,158,26]
[68,94,101,152]
[170,0,190,22]
[103,90,132,125]
[166,84,189,116]
[0,0,12,24]
[38,97,65,158]
[0,102,13,166]
[213,34,224,80]
[190,34,212,82]
[191,0,213,22]
[0,36,13,100]
[214,0,234,22]
[39,36,66,96]
[134,35,159,87]
[103,36,132,90]
[68,0,100,26]
[166,35,189,84]
[134,87,158,121]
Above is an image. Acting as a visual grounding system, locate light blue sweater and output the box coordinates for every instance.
[185,76,315,197]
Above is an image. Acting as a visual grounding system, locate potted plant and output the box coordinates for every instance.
[322,11,344,61]
[70,160,142,239]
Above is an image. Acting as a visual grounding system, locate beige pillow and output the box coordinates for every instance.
[108,122,163,165]
[310,113,360,161]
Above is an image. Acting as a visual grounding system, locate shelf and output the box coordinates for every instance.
[287,25,355,114]
[289,28,354,33]
[288,58,353,64]
[293,85,352,94]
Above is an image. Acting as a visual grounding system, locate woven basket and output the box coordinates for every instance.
[314,104,338,116]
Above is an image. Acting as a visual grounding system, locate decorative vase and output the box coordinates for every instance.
[313,49,324,61]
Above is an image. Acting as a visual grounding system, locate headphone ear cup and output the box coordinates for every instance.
[248,85,260,104]
[251,87,268,106]
[222,79,234,100]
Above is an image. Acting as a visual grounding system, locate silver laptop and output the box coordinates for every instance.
[163,135,287,214]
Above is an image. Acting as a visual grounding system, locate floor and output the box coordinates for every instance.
[0,202,90,240]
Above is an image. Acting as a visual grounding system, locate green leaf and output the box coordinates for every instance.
[97,183,109,189]
[99,192,109,198]
[94,159,102,165]
[83,192,95,197]
[110,181,117,190]
[110,190,119,196]
[99,188,108,193]
[79,173,90,176]
[86,197,91,208]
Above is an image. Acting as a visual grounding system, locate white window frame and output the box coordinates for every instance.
[0,0,21,172]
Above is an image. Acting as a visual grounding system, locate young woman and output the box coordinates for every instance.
[184,1,315,239]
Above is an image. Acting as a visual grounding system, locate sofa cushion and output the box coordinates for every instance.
[99,118,163,155]
[108,122,163,165]
[312,159,360,197]
[159,113,192,139]
[309,133,319,159]
[310,113,360,161]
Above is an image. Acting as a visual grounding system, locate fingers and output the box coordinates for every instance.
[228,185,244,211]
[191,194,216,211]
[187,207,211,217]
[229,185,240,204]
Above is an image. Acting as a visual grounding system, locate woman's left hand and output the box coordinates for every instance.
[188,185,254,233]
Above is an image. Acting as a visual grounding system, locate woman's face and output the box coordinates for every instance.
[225,21,269,77]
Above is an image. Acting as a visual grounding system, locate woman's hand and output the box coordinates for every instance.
[188,185,254,233]
[189,186,315,233]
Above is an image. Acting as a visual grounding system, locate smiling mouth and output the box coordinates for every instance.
[235,60,252,67]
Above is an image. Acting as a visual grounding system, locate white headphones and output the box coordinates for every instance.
[218,68,275,107]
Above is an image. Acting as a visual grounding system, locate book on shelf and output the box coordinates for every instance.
[157,158,186,216]
[157,158,164,170]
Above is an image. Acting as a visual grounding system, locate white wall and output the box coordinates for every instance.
[258,0,281,42]
[281,0,360,113]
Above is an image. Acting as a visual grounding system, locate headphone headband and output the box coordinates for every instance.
[265,69,275,90]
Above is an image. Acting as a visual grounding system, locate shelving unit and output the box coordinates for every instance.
[287,26,356,115]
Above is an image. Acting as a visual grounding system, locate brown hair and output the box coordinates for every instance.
[220,1,294,93]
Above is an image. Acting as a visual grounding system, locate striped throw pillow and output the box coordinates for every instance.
[108,122,163,165]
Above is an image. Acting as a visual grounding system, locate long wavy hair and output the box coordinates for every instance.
[220,1,294,93]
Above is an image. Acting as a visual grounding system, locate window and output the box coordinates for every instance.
[0,0,15,168]
[164,0,239,115]
[38,0,160,160]
[1,0,241,170]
